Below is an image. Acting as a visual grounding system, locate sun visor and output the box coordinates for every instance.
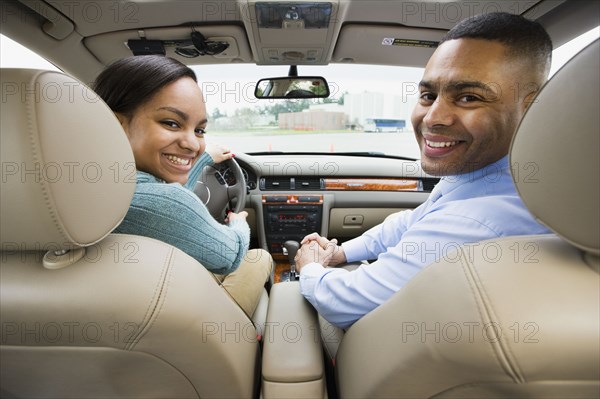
[332,24,445,67]
[84,25,253,65]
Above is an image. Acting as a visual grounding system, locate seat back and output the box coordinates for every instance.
[0,69,260,398]
[336,40,600,398]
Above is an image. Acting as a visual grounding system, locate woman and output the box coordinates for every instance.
[94,55,272,317]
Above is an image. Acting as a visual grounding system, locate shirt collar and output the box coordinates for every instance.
[436,155,511,198]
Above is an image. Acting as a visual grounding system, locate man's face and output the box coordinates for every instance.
[411,38,538,176]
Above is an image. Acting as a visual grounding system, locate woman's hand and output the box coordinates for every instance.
[226,211,248,224]
[296,232,347,270]
[206,143,234,164]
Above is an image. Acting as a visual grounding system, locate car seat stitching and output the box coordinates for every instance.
[125,246,175,350]
[458,245,524,383]
[467,243,526,382]
[26,71,76,246]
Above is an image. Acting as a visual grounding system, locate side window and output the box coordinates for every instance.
[550,26,599,77]
[0,34,60,71]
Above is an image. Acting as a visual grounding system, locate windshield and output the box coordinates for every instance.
[192,64,424,159]
[4,24,598,160]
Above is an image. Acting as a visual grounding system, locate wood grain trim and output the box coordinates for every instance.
[273,261,290,284]
[324,178,419,191]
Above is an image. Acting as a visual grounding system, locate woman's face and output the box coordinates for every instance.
[118,77,207,184]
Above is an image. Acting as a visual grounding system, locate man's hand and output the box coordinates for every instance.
[295,233,347,274]
[205,143,233,164]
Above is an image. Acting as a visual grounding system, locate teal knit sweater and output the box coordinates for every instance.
[114,152,250,274]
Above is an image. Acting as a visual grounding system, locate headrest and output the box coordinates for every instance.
[0,69,135,250]
[510,40,599,255]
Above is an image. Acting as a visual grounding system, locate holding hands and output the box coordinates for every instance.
[295,232,347,273]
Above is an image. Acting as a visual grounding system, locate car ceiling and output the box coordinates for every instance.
[1,0,599,84]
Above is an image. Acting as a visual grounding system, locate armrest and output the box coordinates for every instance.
[261,281,326,399]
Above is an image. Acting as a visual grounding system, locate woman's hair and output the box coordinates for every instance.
[93,55,197,117]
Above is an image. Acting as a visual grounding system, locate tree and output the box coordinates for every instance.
[211,107,225,119]
[231,107,259,129]
[310,83,328,96]
[260,100,311,120]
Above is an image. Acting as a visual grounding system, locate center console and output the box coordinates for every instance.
[262,195,323,254]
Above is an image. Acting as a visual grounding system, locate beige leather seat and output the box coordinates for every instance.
[334,40,600,398]
[0,69,263,398]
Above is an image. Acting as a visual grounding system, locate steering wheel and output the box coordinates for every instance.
[193,158,247,223]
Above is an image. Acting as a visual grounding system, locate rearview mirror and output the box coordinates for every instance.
[254,77,330,99]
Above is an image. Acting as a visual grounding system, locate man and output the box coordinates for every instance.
[295,12,553,329]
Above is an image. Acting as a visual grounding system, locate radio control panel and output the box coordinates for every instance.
[262,195,323,254]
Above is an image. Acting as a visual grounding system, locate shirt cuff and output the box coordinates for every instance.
[300,262,326,277]
[228,218,249,228]
[299,262,327,303]
[203,151,215,165]
[341,238,369,263]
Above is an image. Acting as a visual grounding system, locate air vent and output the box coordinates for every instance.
[260,177,324,191]
[295,177,324,190]
[260,177,291,190]
[422,178,440,192]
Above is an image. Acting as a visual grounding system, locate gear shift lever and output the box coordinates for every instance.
[283,240,300,281]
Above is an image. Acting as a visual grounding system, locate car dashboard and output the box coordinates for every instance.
[216,153,438,280]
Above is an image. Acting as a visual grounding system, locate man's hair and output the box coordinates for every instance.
[440,12,553,75]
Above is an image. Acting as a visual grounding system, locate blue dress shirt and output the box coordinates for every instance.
[299,156,551,329]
